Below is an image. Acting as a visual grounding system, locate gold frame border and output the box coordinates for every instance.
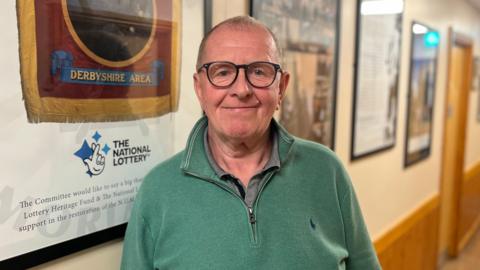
[61,0,157,68]
[17,0,181,123]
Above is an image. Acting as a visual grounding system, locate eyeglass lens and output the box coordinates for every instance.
[207,62,277,87]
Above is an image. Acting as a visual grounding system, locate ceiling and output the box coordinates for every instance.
[467,0,480,11]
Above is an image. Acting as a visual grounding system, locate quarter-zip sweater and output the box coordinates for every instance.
[121,117,381,270]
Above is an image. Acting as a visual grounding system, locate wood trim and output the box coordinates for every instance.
[465,162,480,182]
[374,195,440,269]
[457,161,480,251]
[374,195,439,253]
[459,216,480,252]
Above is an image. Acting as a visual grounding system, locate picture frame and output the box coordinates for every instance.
[250,0,340,150]
[1,0,180,268]
[404,21,440,167]
[351,0,404,160]
[204,0,213,34]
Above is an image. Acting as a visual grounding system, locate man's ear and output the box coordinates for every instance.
[193,73,206,111]
[278,71,290,105]
[193,73,203,100]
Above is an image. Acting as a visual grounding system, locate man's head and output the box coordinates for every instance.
[193,16,289,142]
[196,16,282,70]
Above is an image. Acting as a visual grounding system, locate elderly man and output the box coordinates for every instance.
[121,16,381,269]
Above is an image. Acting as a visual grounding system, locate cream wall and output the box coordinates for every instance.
[341,0,480,239]
[2,0,479,269]
[209,0,480,241]
[465,89,480,169]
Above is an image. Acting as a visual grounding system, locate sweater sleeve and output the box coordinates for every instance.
[121,197,155,270]
[338,169,382,270]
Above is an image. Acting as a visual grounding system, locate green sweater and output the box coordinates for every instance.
[121,117,381,270]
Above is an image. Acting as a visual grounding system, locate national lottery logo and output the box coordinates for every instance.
[74,131,111,177]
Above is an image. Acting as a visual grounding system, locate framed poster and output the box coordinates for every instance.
[17,0,181,123]
[404,22,439,167]
[351,0,403,160]
[1,0,180,268]
[251,0,340,149]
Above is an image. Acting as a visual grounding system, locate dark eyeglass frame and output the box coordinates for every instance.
[197,61,283,88]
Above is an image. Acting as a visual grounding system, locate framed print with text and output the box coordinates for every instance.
[351,0,403,160]
[251,0,340,149]
[1,0,181,268]
[404,22,439,167]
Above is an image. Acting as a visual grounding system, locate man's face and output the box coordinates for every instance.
[193,26,289,142]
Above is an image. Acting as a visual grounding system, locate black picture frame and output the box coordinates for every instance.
[250,0,341,150]
[351,0,404,160]
[404,21,440,167]
[0,224,126,270]
[204,0,213,35]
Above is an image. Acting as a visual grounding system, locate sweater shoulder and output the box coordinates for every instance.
[292,137,342,166]
[136,150,185,200]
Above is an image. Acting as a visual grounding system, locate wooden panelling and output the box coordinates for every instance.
[374,196,439,270]
[458,162,480,251]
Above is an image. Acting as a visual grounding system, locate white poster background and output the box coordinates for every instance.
[0,115,174,261]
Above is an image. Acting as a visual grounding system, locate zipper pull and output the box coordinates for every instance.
[248,207,256,224]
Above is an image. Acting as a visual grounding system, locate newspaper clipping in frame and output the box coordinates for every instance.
[17,0,181,123]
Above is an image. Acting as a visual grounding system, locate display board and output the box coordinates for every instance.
[351,0,403,160]
[0,0,180,268]
[251,0,340,149]
[404,21,439,167]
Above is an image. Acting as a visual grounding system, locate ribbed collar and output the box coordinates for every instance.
[180,116,295,181]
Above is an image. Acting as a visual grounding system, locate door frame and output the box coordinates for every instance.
[439,27,474,257]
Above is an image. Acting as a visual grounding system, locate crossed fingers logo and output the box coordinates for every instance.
[74,131,111,177]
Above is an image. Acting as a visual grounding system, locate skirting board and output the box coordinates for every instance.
[374,195,440,270]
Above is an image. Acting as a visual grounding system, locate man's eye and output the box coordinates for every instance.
[253,68,266,76]
[216,69,231,76]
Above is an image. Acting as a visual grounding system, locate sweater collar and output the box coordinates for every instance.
[180,116,295,180]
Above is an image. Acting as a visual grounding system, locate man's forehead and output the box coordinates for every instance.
[203,25,278,60]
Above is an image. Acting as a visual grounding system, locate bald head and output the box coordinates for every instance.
[195,16,282,70]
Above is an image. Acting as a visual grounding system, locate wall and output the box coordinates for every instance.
[1,0,479,269]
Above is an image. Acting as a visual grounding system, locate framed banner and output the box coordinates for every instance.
[404,22,439,167]
[351,0,403,160]
[251,0,340,149]
[17,0,181,123]
[1,0,180,268]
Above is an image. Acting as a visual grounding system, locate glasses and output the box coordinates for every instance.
[198,61,282,88]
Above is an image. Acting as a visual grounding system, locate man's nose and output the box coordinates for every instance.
[229,69,252,99]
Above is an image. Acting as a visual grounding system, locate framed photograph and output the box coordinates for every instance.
[1,0,180,268]
[251,0,340,150]
[351,0,404,160]
[404,21,440,167]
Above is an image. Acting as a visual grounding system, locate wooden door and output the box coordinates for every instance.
[439,30,473,257]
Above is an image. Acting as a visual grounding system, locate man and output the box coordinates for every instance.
[121,16,381,269]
